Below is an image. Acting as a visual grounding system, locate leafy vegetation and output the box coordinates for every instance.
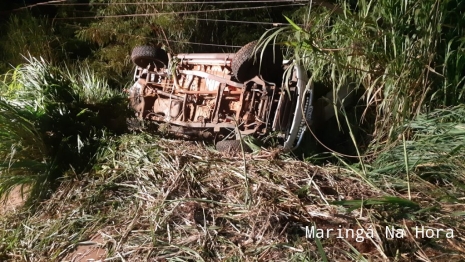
[259,0,465,152]
[1,133,464,261]
[0,57,129,204]
[1,0,465,261]
[0,0,298,85]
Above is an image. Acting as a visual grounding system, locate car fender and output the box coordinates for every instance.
[283,64,312,151]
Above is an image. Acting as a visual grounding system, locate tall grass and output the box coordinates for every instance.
[259,0,465,151]
[0,57,130,205]
[0,99,49,202]
[0,12,63,74]
[372,105,465,192]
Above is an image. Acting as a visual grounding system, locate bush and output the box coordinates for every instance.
[260,0,465,152]
[0,57,131,205]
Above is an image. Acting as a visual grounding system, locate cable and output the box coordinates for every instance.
[32,0,306,7]
[63,23,242,48]
[189,18,293,26]
[54,4,305,20]
[158,39,242,48]
[59,14,300,27]
[8,0,307,12]
[189,17,306,27]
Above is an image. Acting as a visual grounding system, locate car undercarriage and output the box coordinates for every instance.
[128,41,313,152]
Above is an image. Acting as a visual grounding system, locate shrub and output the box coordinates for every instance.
[0,57,130,205]
[260,0,465,151]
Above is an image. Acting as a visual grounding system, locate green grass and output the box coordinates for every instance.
[0,57,130,205]
[1,132,464,261]
[1,1,465,261]
[259,0,465,153]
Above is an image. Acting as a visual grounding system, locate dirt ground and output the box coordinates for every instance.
[0,186,27,216]
[63,234,107,262]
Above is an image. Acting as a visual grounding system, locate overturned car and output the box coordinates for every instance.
[127,41,313,153]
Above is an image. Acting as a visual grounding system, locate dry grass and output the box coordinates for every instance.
[1,133,464,261]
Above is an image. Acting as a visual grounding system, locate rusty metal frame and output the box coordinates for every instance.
[130,48,312,151]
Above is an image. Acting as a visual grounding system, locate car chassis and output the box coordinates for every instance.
[128,43,313,152]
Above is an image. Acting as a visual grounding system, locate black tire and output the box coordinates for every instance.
[232,40,284,83]
[216,140,252,154]
[131,46,169,68]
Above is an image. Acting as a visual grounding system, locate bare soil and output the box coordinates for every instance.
[63,234,106,262]
[0,186,27,215]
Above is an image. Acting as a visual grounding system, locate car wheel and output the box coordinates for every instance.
[232,40,283,83]
[131,46,169,68]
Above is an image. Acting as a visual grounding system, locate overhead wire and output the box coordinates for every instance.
[65,0,305,5]
[143,38,242,48]
[63,23,243,48]
[188,18,304,26]
[53,4,305,20]
[57,0,308,49]
[8,0,307,12]
[191,18,286,26]
[8,1,306,51]
[24,0,307,7]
